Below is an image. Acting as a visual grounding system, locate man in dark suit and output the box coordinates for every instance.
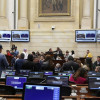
[62,56,79,72]
[54,47,63,59]
[93,56,100,70]
[0,44,9,73]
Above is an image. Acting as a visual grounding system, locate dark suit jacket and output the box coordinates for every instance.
[93,61,100,70]
[22,60,34,71]
[62,61,79,72]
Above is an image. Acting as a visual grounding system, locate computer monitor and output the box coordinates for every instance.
[0,30,11,41]
[63,71,74,74]
[44,71,53,76]
[87,71,97,76]
[58,72,72,78]
[75,30,96,42]
[6,76,27,89]
[46,76,69,86]
[88,76,100,90]
[20,70,31,76]
[29,72,44,79]
[23,83,61,100]
[0,70,15,79]
[11,30,30,42]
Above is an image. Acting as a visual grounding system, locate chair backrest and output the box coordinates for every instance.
[0,85,16,95]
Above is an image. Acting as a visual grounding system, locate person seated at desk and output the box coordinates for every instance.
[15,53,26,74]
[54,47,63,59]
[33,57,41,71]
[64,50,70,61]
[45,48,53,55]
[93,56,100,70]
[22,54,34,71]
[69,68,88,84]
[95,66,100,73]
[41,55,54,71]
[62,56,79,72]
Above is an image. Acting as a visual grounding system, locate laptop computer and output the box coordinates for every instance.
[19,70,31,76]
[28,72,44,79]
[88,72,100,76]
[46,76,69,87]
[0,70,15,79]
[88,76,100,90]
[28,72,44,83]
[58,72,72,78]
[6,75,27,91]
[44,71,53,76]
[22,83,61,100]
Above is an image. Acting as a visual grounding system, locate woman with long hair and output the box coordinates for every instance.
[69,68,87,84]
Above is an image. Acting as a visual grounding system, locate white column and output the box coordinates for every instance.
[18,0,28,29]
[0,0,8,29]
[81,0,91,29]
[97,0,100,28]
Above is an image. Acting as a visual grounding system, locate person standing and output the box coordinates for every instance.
[23,49,28,59]
[85,50,93,70]
[14,46,19,56]
[0,44,9,73]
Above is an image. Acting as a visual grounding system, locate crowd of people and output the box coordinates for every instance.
[0,44,100,84]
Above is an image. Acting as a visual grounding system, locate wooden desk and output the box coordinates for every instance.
[53,60,65,66]
[0,94,22,100]
[62,85,100,100]
[0,85,100,100]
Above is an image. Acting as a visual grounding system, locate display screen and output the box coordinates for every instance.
[29,72,44,79]
[58,73,72,78]
[23,84,60,100]
[75,30,96,42]
[20,70,31,76]
[0,71,15,79]
[88,77,100,90]
[47,76,69,86]
[44,71,53,76]
[0,31,11,41]
[96,30,100,42]
[6,76,27,89]
[11,30,30,42]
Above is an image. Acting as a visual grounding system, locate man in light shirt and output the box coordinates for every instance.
[23,49,28,59]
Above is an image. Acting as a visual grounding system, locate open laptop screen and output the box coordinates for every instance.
[23,84,61,100]
[29,72,44,79]
[0,70,15,79]
[6,76,27,89]
[88,77,100,90]
[47,76,69,86]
